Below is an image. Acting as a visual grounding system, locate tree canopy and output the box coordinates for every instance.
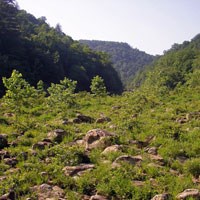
[79,40,155,88]
[0,1,123,96]
[131,34,200,93]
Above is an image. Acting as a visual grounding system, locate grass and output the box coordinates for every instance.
[0,84,200,199]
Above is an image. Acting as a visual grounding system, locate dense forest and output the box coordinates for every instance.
[0,0,200,199]
[0,0,123,96]
[132,33,200,90]
[79,40,155,87]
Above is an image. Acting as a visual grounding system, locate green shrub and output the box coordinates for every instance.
[184,158,200,178]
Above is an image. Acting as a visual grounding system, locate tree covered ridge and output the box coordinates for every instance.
[0,0,123,96]
[79,40,155,88]
[131,33,200,91]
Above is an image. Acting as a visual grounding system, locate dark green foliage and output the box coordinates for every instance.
[0,1,122,96]
[79,40,155,87]
[185,158,200,178]
[133,34,200,91]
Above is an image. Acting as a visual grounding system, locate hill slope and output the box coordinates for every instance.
[132,33,200,92]
[0,34,200,199]
[0,0,123,96]
[79,40,155,87]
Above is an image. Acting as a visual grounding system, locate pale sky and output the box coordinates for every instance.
[16,0,200,55]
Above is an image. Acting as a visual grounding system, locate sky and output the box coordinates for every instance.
[16,0,200,55]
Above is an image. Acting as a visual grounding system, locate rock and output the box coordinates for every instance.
[40,171,48,176]
[63,164,94,177]
[176,189,200,199]
[6,168,20,174]
[0,134,8,149]
[131,113,138,119]
[151,193,170,200]
[8,141,18,147]
[89,194,108,200]
[62,119,68,125]
[31,184,65,200]
[112,106,121,110]
[4,158,18,167]
[84,129,115,150]
[72,118,82,124]
[101,145,122,155]
[109,124,117,129]
[75,139,85,146]
[149,154,165,165]
[192,176,200,184]
[0,176,6,182]
[149,178,158,187]
[0,150,10,160]
[42,138,53,143]
[96,117,111,123]
[129,136,155,149]
[176,117,188,124]
[82,195,91,200]
[176,156,188,163]
[169,169,179,175]
[147,163,163,169]
[112,155,142,167]
[132,180,145,187]
[73,114,94,124]
[45,158,52,164]
[3,113,14,117]
[68,139,85,147]
[29,149,38,156]
[188,112,200,120]
[32,140,53,150]
[145,147,158,155]
[47,129,67,143]
[0,189,15,200]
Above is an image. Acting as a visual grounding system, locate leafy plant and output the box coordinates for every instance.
[47,77,77,111]
[90,75,107,97]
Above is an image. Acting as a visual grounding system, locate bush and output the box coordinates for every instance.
[184,158,200,178]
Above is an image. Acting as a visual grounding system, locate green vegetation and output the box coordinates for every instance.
[90,75,107,97]
[79,40,155,88]
[0,1,200,199]
[1,35,200,197]
[0,0,122,96]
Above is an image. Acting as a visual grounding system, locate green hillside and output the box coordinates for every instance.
[79,40,155,87]
[132,33,200,90]
[0,0,123,96]
[0,34,200,199]
[0,0,200,199]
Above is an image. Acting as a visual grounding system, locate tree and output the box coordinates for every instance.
[90,75,107,97]
[47,77,77,110]
[0,1,123,96]
[55,23,63,35]
[0,0,19,36]
[2,70,37,120]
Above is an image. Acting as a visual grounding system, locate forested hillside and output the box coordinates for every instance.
[132,33,200,90]
[0,34,200,199]
[79,40,155,87]
[0,0,123,96]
